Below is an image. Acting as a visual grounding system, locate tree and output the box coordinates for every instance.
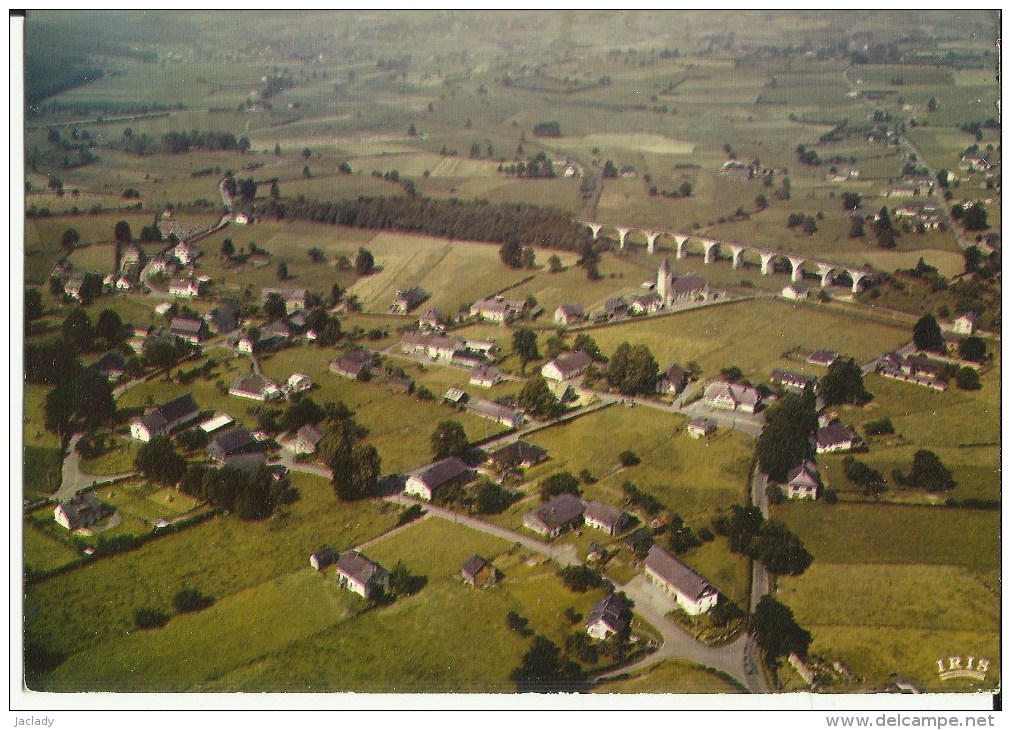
[802,216,818,235]
[517,375,564,419]
[606,342,658,395]
[61,309,93,352]
[512,328,539,373]
[135,436,187,485]
[848,216,865,238]
[264,293,287,322]
[539,471,580,502]
[751,596,812,667]
[506,611,531,636]
[557,565,603,592]
[431,420,469,460]
[408,123,417,137]
[172,588,214,613]
[820,358,870,405]
[521,246,536,270]
[678,181,693,198]
[274,143,282,156]
[61,228,80,251]
[509,635,585,693]
[276,261,289,281]
[906,450,956,491]
[303,165,312,178]
[220,238,235,258]
[602,160,619,178]
[955,367,981,390]
[474,481,517,514]
[548,254,563,273]
[319,416,381,501]
[308,247,326,264]
[913,314,945,353]
[843,456,887,497]
[618,450,640,467]
[114,220,133,244]
[962,202,988,230]
[754,194,768,211]
[270,180,281,200]
[957,336,986,362]
[25,289,43,322]
[355,247,375,275]
[841,192,861,210]
[302,147,312,158]
[963,245,983,273]
[927,96,938,112]
[499,239,523,268]
[751,521,813,576]
[756,393,817,483]
[573,334,603,362]
[95,309,124,345]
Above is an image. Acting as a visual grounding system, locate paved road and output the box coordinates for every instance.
[56,433,136,502]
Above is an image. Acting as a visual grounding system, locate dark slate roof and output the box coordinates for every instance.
[530,493,585,530]
[58,492,104,528]
[669,274,707,294]
[155,393,199,424]
[170,317,205,336]
[770,369,817,388]
[662,363,687,383]
[816,422,857,449]
[296,423,324,446]
[489,440,548,467]
[624,527,653,549]
[230,374,276,395]
[336,551,388,586]
[556,303,585,318]
[205,301,239,330]
[94,351,127,373]
[807,349,839,366]
[585,592,630,634]
[787,460,820,489]
[549,350,593,377]
[209,428,261,458]
[468,397,522,423]
[311,545,339,568]
[583,501,630,530]
[461,554,490,580]
[412,457,471,489]
[645,544,715,600]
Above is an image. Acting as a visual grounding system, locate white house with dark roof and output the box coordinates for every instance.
[207,428,267,463]
[54,492,107,530]
[329,349,373,380]
[703,381,762,413]
[286,372,313,393]
[523,493,585,540]
[169,277,202,299]
[469,365,502,388]
[644,544,718,615]
[261,287,308,314]
[815,422,859,454]
[785,460,820,500]
[687,417,718,439]
[170,316,208,345]
[404,457,473,501]
[401,332,463,363]
[228,374,283,402]
[770,369,817,393]
[583,501,632,536]
[541,350,594,382]
[487,441,548,471]
[93,352,127,382]
[335,551,390,600]
[657,364,688,396]
[171,241,200,265]
[554,304,585,326]
[283,423,324,455]
[807,349,839,367]
[391,285,429,314]
[585,592,631,640]
[461,555,497,587]
[418,308,448,332]
[130,392,200,442]
[466,398,524,428]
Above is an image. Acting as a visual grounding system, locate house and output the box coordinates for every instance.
[630,292,662,315]
[461,555,497,588]
[452,351,486,370]
[391,285,429,314]
[145,255,179,278]
[329,349,373,380]
[952,313,978,336]
[54,492,107,530]
[199,414,233,434]
[623,527,653,554]
[807,349,839,367]
[815,422,859,454]
[287,372,313,393]
[721,160,752,179]
[335,551,390,600]
[541,350,594,382]
[130,392,200,442]
[388,374,415,394]
[470,297,524,323]
[63,274,86,301]
[154,301,174,317]
[443,387,469,406]
[169,277,202,299]
[644,544,718,616]
[284,423,324,455]
[229,374,283,402]
[583,501,632,536]
[310,545,339,571]
[463,339,499,358]
[785,460,820,500]
[467,398,524,428]
[770,369,817,393]
[404,457,473,501]
[959,151,991,172]
[170,316,208,345]
[469,365,502,388]
[418,308,448,332]
[207,428,267,463]
[554,304,585,327]
[781,283,809,300]
[656,364,688,396]
[93,352,127,382]
[602,297,629,320]
[703,381,762,414]
[171,241,200,265]
[523,493,585,540]
[488,441,548,471]
[261,288,308,314]
[264,318,293,340]
[585,592,631,640]
[687,417,718,439]
[120,244,144,272]
[401,332,463,362]
[204,302,240,335]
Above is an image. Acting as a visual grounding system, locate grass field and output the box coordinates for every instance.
[24,524,82,574]
[595,659,745,694]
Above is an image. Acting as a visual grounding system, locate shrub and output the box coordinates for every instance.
[863,418,895,437]
[134,607,170,629]
[558,565,603,592]
[618,450,641,467]
[172,588,214,613]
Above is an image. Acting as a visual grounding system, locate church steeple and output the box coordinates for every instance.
[657,257,672,304]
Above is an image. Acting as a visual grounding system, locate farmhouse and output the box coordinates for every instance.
[330,349,373,380]
[207,428,267,463]
[63,274,86,301]
[487,440,548,471]
[229,374,283,401]
[582,501,632,536]
[54,492,106,531]
[310,545,339,571]
[656,363,688,396]
[815,422,860,454]
[130,392,200,442]
[644,544,718,616]
[335,551,390,600]
[951,312,978,335]
[523,493,585,540]
[170,316,208,345]
[585,592,631,640]
[721,160,753,179]
[261,288,308,314]
[401,332,463,362]
[153,301,173,317]
[541,350,594,382]
[418,308,448,331]
[169,277,202,299]
[119,243,144,272]
[283,423,324,455]
[781,283,809,300]
[470,296,524,323]
[264,318,293,340]
[461,555,497,587]
[554,303,585,326]
[204,302,240,335]
[404,456,473,501]
[959,151,990,172]
[391,285,429,314]
[469,365,502,388]
[785,460,820,500]
[770,368,817,393]
[807,349,839,367]
[687,417,718,439]
[171,241,200,265]
[93,351,127,382]
[451,351,484,369]
[467,397,524,428]
[703,381,762,413]
[287,372,313,393]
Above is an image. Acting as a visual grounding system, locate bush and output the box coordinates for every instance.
[564,607,583,624]
[863,418,894,437]
[539,471,581,502]
[172,588,214,613]
[396,503,425,526]
[558,565,603,592]
[618,450,641,467]
[506,610,532,636]
[134,607,170,629]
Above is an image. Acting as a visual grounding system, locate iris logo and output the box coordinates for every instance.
[936,656,989,681]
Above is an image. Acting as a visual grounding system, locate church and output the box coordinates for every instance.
[656,258,711,307]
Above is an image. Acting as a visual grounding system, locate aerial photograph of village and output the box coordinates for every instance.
[17,10,1000,702]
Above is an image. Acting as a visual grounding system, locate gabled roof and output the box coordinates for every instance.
[555,303,585,318]
[336,550,388,586]
[529,493,585,530]
[311,545,339,567]
[57,492,104,527]
[807,349,839,366]
[816,422,857,449]
[489,440,548,467]
[410,457,471,490]
[153,392,199,424]
[419,308,446,324]
[645,544,715,600]
[546,350,593,377]
[468,397,522,423]
[669,274,707,294]
[662,363,687,383]
[461,554,491,580]
[170,317,205,335]
[770,369,817,388]
[296,423,324,446]
[586,592,630,635]
[703,381,761,408]
[786,460,820,489]
[470,364,501,382]
[209,428,261,457]
[230,373,278,395]
[583,501,630,530]
[658,257,671,276]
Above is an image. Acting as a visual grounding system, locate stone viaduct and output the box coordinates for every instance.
[582,221,873,293]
